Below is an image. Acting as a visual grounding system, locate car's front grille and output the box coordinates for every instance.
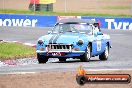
[46,44,72,51]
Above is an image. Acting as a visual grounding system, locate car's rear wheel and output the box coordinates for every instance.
[37,53,48,63]
[99,44,109,61]
[58,58,66,62]
[80,45,91,62]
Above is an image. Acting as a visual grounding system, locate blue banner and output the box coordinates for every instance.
[81,16,132,30]
[0,14,57,27]
[0,14,132,30]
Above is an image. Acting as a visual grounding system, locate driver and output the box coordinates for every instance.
[61,24,72,32]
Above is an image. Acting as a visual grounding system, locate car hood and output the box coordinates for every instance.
[41,33,89,45]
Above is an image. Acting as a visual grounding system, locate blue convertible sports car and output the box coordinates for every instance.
[36,18,111,63]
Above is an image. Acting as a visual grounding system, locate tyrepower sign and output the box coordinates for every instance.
[105,19,132,30]
[0,19,37,27]
[81,16,132,30]
[0,14,57,27]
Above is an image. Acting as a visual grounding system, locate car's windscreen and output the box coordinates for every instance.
[52,23,92,34]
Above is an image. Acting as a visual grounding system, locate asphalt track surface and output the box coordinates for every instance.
[0,27,132,74]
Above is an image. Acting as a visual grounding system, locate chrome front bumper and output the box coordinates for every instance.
[36,50,85,53]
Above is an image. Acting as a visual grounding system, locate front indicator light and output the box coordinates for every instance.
[78,40,83,45]
[38,40,43,45]
[74,48,80,51]
[40,48,45,51]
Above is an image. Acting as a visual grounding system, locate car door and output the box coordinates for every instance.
[91,25,105,55]
[88,25,98,56]
[95,30,106,55]
[87,24,105,56]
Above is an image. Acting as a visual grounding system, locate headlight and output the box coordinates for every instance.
[77,40,83,45]
[38,40,43,45]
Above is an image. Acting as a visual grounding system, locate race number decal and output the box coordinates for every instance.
[97,40,101,51]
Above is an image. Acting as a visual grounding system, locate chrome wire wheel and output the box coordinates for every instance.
[99,44,109,61]
[80,45,91,62]
[105,45,109,58]
[86,46,91,60]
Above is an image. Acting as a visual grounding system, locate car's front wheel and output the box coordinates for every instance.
[80,45,91,62]
[99,44,109,61]
[37,53,48,63]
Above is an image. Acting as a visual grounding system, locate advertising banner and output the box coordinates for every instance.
[30,0,56,4]
[40,0,56,4]
[0,14,132,30]
[81,16,132,30]
[0,14,57,27]
[57,16,77,21]
[30,0,39,4]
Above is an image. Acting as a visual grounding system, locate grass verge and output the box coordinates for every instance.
[0,42,35,61]
[104,6,130,10]
[0,9,132,17]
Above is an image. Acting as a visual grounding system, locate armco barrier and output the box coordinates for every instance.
[81,16,132,30]
[0,14,57,27]
[0,14,132,30]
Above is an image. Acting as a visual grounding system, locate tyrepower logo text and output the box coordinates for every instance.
[0,19,38,27]
[105,19,132,30]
